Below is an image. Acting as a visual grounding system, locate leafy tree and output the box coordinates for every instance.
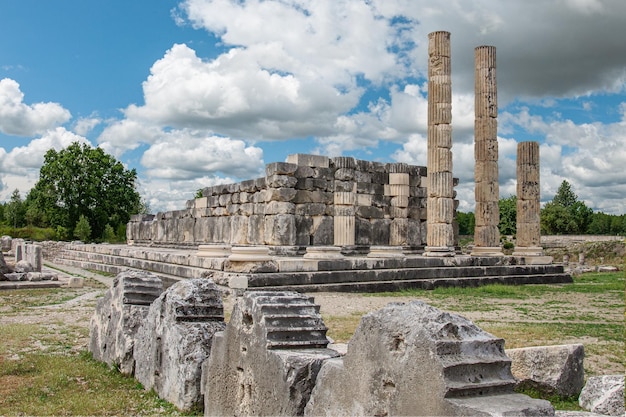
[456,211,475,235]
[5,189,25,229]
[28,142,142,240]
[541,180,593,234]
[498,195,517,236]
[74,214,92,241]
[102,224,116,242]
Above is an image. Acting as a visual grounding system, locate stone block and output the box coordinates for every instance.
[312,216,334,246]
[334,180,355,193]
[371,218,391,246]
[355,205,384,219]
[579,375,624,416]
[507,344,585,398]
[265,201,296,215]
[354,170,372,183]
[305,301,553,416]
[239,179,258,192]
[293,190,333,204]
[296,177,330,191]
[89,271,163,375]
[287,153,330,168]
[356,194,372,207]
[355,217,372,245]
[295,215,314,246]
[247,215,265,245]
[134,279,225,411]
[357,182,383,195]
[267,187,297,202]
[334,168,355,181]
[230,216,249,244]
[265,162,298,176]
[195,197,208,209]
[218,194,231,206]
[266,174,298,188]
[264,214,296,246]
[295,203,327,216]
[203,291,338,416]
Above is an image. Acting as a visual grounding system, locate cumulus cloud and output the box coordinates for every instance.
[0,78,71,136]
[141,131,264,180]
[0,127,89,201]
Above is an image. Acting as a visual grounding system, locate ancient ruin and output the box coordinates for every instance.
[472,45,503,257]
[134,279,225,411]
[425,31,456,256]
[89,270,163,375]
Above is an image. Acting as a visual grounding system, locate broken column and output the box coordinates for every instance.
[388,163,409,247]
[89,271,163,375]
[305,301,554,416]
[425,31,455,256]
[471,45,503,257]
[333,157,356,247]
[134,279,225,411]
[513,141,544,257]
[203,291,339,416]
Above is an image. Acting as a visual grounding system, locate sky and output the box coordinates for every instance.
[1,0,625,215]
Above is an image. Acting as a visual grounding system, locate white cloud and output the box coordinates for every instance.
[0,127,89,202]
[73,116,102,136]
[141,131,264,180]
[0,78,71,136]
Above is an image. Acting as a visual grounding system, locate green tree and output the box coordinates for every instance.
[541,180,593,234]
[456,211,475,235]
[498,195,517,236]
[28,142,142,240]
[4,189,25,229]
[102,224,116,242]
[74,214,92,241]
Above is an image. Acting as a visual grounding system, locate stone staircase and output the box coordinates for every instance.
[53,243,573,292]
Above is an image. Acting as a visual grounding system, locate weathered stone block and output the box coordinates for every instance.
[265,201,296,215]
[312,216,334,246]
[295,203,327,216]
[334,180,355,193]
[295,178,330,191]
[267,188,297,202]
[507,344,585,398]
[355,205,384,219]
[334,168,355,181]
[295,216,314,246]
[266,174,298,188]
[89,271,163,375]
[203,291,338,416]
[264,214,296,246]
[134,279,225,411]
[287,153,330,168]
[293,190,333,204]
[355,218,372,245]
[305,301,553,416]
[230,216,249,244]
[247,214,265,245]
[265,162,298,176]
[579,375,624,416]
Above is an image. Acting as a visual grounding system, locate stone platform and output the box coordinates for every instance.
[54,244,572,292]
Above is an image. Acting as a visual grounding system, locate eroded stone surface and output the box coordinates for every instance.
[305,301,553,416]
[134,278,225,411]
[507,344,585,398]
[203,291,338,416]
[89,271,163,375]
[579,375,625,416]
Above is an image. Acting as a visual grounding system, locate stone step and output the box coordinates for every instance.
[444,378,516,398]
[254,273,572,293]
[265,316,327,328]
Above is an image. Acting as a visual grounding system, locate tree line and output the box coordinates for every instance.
[457,180,626,236]
[0,142,145,242]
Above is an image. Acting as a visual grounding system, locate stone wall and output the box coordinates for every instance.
[127,154,459,250]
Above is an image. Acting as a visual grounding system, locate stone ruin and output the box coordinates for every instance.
[0,238,59,283]
[134,278,226,411]
[203,291,339,416]
[90,271,566,416]
[89,270,163,375]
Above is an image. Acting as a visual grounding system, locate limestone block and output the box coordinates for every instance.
[265,162,298,176]
[427,172,454,198]
[335,168,355,181]
[389,206,408,218]
[195,197,208,209]
[427,197,454,223]
[427,147,453,172]
[312,216,334,246]
[390,218,409,246]
[516,199,540,223]
[474,136,499,161]
[334,205,356,217]
[0,251,9,274]
[134,279,225,411]
[287,153,330,168]
[388,184,409,197]
[429,124,453,148]
[264,214,296,246]
[1,235,12,252]
[334,191,356,206]
[293,190,333,204]
[267,187,297,202]
[218,194,231,206]
[354,170,372,183]
[305,300,553,416]
[229,216,249,245]
[474,117,498,140]
[426,222,455,249]
[203,291,338,416]
[507,344,585,398]
[474,201,499,227]
[295,203,326,216]
[371,218,391,246]
[266,174,298,188]
[518,181,540,201]
[296,178,330,191]
[356,193,372,207]
[391,196,409,208]
[89,271,163,375]
[239,179,257,192]
[265,201,296,215]
[67,277,84,288]
[226,204,240,215]
[355,218,373,245]
[14,260,33,273]
[388,173,410,185]
[334,180,355,193]
[579,375,624,416]
[407,219,422,246]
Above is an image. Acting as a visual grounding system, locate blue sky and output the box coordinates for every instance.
[1,0,625,215]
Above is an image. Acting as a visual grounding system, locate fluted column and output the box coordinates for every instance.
[425,31,455,256]
[513,141,543,256]
[333,156,356,246]
[472,45,504,256]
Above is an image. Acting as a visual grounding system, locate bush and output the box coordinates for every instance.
[74,215,92,242]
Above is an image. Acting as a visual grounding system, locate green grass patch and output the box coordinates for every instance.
[515,386,582,411]
[0,351,188,416]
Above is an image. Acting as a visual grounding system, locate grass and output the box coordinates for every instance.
[0,351,185,416]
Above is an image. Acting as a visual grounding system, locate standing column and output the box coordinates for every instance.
[425,31,455,256]
[513,141,544,257]
[333,156,356,247]
[471,45,504,257]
